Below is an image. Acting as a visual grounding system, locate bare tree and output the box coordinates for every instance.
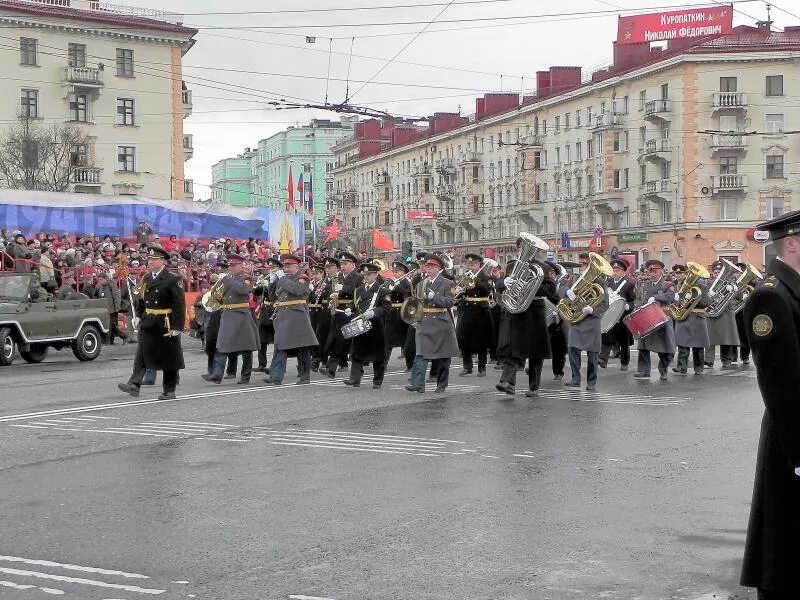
[0,116,90,192]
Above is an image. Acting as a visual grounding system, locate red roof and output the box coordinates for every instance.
[0,0,197,36]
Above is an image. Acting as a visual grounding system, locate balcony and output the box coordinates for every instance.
[590,113,622,130]
[184,179,194,200]
[710,133,747,152]
[457,150,482,165]
[374,171,390,187]
[182,86,193,118]
[63,65,104,89]
[412,163,432,177]
[641,179,672,199]
[517,134,542,149]
[643,99,671,121]
[435,214,456,228]
[183,134,193,161]
[711,92,747,113]
[435,184,455,200]
[70,166,102,187]
[710,174,747,193]
[435,159,455,176]
[324,171,335,183]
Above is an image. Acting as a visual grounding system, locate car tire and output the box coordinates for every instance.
[0,327,17,366]
[72,325,102,361]
[20,344,49,363]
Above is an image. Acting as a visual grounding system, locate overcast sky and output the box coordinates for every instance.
[122,0,794,200]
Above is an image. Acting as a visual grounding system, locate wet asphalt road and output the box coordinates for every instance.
[0,340,762,600]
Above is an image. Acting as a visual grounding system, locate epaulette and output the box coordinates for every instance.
[764,275,778,288]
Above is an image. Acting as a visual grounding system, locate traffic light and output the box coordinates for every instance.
[401,240,413,259]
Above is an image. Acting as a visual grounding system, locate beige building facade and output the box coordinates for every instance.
[0,0,196,200]
[329,25,799,269]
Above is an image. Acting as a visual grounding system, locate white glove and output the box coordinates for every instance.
[308,283,315,292]
[363,309,375,320]
[426,290,435,300]
[344,308,352,317]
[503,277,515,288]
[795,467,800,477]
[581,305,594,315]
[726,283,736,293]
[269,273,277,283]
[334,283,343,292]
[167,330,181,337]
[217,272,227,280]
[131,316,140,330]
[624,303,630,311]
[204,307,213,313]
[276,270,285,279]
[566,288,577,301]
[674,292,681,302]
[648,296,655,303]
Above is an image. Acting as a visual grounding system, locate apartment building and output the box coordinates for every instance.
[329,23,799,268]
[211,118,356,224]
[0,0,197,200]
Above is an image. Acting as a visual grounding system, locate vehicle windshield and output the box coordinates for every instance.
[0,274,34,301]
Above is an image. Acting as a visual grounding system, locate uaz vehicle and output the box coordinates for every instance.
[0,273,111,366]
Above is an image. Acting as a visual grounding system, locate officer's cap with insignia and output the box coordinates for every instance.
[645,259,665,269]
[146,245,170,261]
[755,208,800,242]
[280,254,301,265]
[265,257,283,269]
[311,262,325,273]
[391,261,409,273]
[464,253,483,263]
[225,252,245,264]
[359,262,381,274]
[424,253,446,269]
[611,259,629,271]
[671,264,687,274]
[338,251,358,264]
[323,257,340,268]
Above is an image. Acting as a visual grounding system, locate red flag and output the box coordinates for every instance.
[307,177,314,216]
[321,218,341,244]
[372,228,395,251]
[287,165,295,212]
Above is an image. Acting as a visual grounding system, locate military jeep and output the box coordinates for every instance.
[0,273,111,366]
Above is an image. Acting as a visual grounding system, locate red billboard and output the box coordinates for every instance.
[617,5,732,45]
[407,210,437,220]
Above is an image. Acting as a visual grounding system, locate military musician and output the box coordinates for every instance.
[404,254,460,394]
[253,257,282,373]
[324,251,362,378]
[401,258,422,371]
[385,260,413,369]
[456,253,494,377]
[671,264,711,375]
[704,260,740,370]
[633,259,676,382]
[118,245,185,400]
[315,257,340,373]
[599,259,635,371]
[308,261,328,372]
[264,254,318,386]
[344,261,392,389]
[546,262,569,381]
[734,261,753,366]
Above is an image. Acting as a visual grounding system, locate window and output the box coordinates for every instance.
[720,157,737,174]
[575,109,581,127]
[533,151,541,170]
[593,133,603,155]
[489,135,494,150]
[767,196,784,218]
[766,75,783,96]
[116,98,135,125]
[68,43,86,67]
[555,147,561,164]
[613,131,623,152]
[68,93,88,122]
[765,114,784,134]
[116,48,134,77]
[586,107,593,123]
[720,197,737,221]
[720,77,737,92]
[117,146,136,172]
[575,141,582,161]
[20,89,38,118]
[565,144,571,163]
[564,113,570,129]
[541,120,547,135]
[587,138,593,158]
[640,164,647,185]
[661,83,669,99]
[70,143,88,167]
[586,175,593,195]
[554,116,560,132]
[613,170,623,189]
[22,140,38,169]
[639,90,646,110]
[20,37,37,66]
[506,158,511,175]
[766,155,784,179]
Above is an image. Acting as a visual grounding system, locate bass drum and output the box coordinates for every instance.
[623,300,669,339]
[601,291,626,333]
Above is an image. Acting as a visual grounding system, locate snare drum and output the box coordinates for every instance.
[601,292,627,333]
[623,301,669,339]
[341,317,373,340]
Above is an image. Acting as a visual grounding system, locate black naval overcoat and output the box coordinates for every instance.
[135,269,185,371]
[350,282,391,362]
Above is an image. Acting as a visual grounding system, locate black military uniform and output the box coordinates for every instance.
[739,211,800,599]
[344,262,392,388]
[314,257,339,371]
[118,246,185,400]
[202,261,238,378]
[599,259,636,370]
[324,251,362,377]
[307,262,329,371]
[385,261,412,368]
[253,257,280,372]
[401,259,421,370]
[456,253,494,377]
[548,261,570,380]
[734,261,753,366]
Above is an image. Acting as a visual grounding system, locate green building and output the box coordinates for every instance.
[211,118,356,223]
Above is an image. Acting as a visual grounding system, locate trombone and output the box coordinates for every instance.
[384,268,419,291]
[454,258,498,297]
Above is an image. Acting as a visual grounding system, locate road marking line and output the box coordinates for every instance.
[103,427,195,435]
[267,430,447,447]
[0,580,35,590]
[270,441,440,457]
[154,421,235,427]
[138,423,214,431]
[289,595,336,600]
[39,587,64,595]
[265,433,449,450]
[9,424,47,429]
[512,454,537,458]
[203,438,250,442]
[268,435,452,453]
[0,568,164,594]
[48,427,180,438]
[296,429,464,443]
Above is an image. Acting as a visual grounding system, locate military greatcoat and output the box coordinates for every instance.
[495,276,554,362]
[674,283,711,348]
[740,258,800,595]
[135,269,185,371]
[350,281,391,362]
[414,274,460,359]
[560,282,609,353]
[456,271,495,354]
[216,273,260,353]
[385,279,411,349]
[272,273,318,351]
[706,302,740,346]
[325,269,362,357]
[253,280,275,345]
[635,276,676,354]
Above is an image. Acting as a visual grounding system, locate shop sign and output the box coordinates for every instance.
[618,233,648,243]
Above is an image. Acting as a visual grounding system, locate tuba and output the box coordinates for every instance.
[667,261,710,321]
[201,277,226,312]
[500,232,550,314]
[400,276,427,325]
[731,262,763,314]
[705,259,742,317]
[557,252,613,324]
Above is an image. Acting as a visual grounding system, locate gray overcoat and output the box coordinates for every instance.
[217,274,260,353]
[415,274,460,359]
[636,277,676,354]
[674,283,711,348]
[273,273,319,351]
[706,304,740,346]
[560,284,609,352]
